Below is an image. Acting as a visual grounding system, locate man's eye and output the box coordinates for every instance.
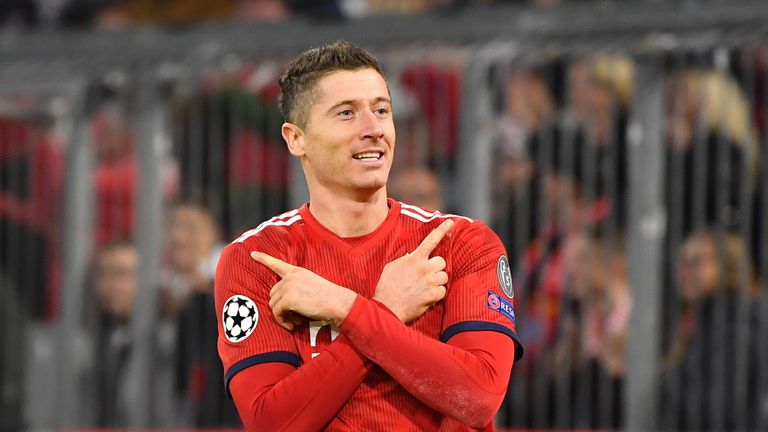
[339,109,353,117]
[375,107,389,115]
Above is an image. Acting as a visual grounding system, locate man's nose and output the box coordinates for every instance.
[360,109,384,140]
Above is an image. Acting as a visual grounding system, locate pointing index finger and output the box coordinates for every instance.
[411,219,455,258]
[251,251,294,278]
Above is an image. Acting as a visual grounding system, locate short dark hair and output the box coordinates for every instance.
[279,40,385,127]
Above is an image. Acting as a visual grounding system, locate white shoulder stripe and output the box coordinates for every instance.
[400,207,473,224]
[233,210,301,243]
[399,203,434,218]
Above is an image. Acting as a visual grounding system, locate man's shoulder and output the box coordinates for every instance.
[397,201,483,233]
[230,208,304,246]
[396,202,503,255]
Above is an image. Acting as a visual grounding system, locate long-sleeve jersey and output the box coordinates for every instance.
[215,199,523,431]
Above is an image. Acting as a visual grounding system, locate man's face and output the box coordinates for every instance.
[290,68,395,196]
[90,104,133,160]
[95,246,138,320]
[677,234,720,304]
[167,205,218,274]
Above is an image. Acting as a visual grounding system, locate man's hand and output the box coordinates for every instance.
[373,219,454,323]
[251,252,357,331]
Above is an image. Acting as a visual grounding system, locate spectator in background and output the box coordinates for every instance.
[665,68,756,235]
[161,202,240,427]
[491,66,554,263]
[94,242,138,324]
[0,109,65,319]
[493,57,632,429]
[515,133,595,364]
[86,240,178,427]
[91,97,137,248]
[90,86,178,249]
[89,241,139,426]
[513,55,632,354]
[562,55,632,228]
[552,228,629,429]
[663,229,762,431]
[509,74,623,427]
[388,165,444,211]
[161,203,223,311]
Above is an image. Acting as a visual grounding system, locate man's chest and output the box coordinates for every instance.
[280,233,453,362]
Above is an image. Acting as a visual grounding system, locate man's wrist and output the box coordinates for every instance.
[370,299,401,320]
[371,294,403,322]
[331,286,358,327]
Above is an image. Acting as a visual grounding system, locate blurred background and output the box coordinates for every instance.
[0,0,767,431]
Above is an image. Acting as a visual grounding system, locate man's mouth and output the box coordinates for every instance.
[352,152,383,161]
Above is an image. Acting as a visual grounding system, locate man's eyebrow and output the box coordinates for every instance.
[372,96,392,105]
[325,97,392,115]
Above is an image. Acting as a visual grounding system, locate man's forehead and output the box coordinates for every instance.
[314,69,390,103]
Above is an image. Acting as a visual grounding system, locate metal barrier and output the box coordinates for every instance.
[1,1,768,430]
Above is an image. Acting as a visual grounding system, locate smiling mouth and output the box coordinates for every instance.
[352,152,383,161]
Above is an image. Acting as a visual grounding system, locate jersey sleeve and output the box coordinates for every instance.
[442,220,524,360]
[215,239,300,395]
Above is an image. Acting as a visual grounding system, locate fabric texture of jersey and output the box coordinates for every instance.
[216,199,523,430]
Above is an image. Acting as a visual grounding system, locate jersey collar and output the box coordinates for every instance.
[298,198,401,253]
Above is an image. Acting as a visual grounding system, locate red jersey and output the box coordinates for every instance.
[216,199,522,431]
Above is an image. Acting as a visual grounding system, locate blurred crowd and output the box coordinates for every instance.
[489,50,768,430]
[2,37,768,430]
[0,0,571,30]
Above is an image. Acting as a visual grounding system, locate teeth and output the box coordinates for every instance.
[353,152,382,160]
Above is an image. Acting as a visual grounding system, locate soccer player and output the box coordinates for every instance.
[215,40,523,431]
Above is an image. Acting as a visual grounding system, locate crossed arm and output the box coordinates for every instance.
[230,220,516,430]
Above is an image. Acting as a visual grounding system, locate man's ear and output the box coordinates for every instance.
[282,122,306,157]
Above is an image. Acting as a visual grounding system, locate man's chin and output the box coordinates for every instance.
[354,174,388,190]
[348,180,387,197]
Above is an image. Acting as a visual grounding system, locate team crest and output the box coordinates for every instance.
[223,295,258,343]
[497,255,514,298]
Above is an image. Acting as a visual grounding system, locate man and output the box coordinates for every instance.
[89,241,177,427]
[162,202,239,426]
[215,40,522,431]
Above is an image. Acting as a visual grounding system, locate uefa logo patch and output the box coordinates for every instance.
[488,292,501,309]
[497,255,514,298]
[222,295,259,343]
[487,291,516,324]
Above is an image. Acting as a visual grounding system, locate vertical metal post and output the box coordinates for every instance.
[625,54,665,432]
[661,52,686,431]
[456,45,508,222]
[57,81,93,428]
[127,73,166,427]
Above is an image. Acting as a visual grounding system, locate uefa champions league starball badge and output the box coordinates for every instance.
[223,295,259,342]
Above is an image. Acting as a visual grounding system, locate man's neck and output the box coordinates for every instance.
[307,188,390,238]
